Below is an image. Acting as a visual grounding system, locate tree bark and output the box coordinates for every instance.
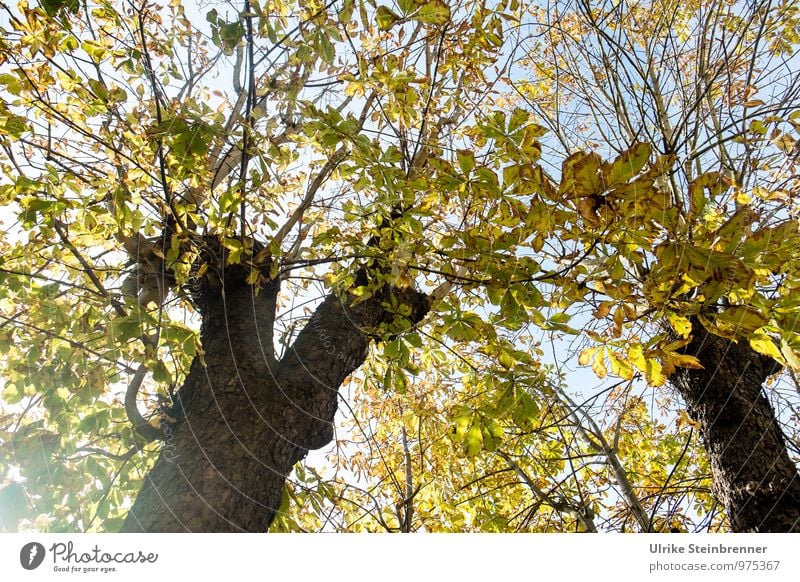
[671,319,800,532]
[121,261,430,532]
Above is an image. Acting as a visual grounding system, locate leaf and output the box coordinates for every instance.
[749,334,784,364]
[512,391,540,429]
[715,306,768,335]
[220,22,245,51]
[668,353,704,370]
[667,313,692,338]
[457,149,475,175]
[415,0,451,25]
[645,358,666,386]
[561,151,603,197]
[592,301,611,319]
[152,360,172,384]
[688,172,726,218]
[317,33,335,65]
[376,6,401,30]
[41,0,78,17]
[780,339,800,371]
[464,423,483,457]
[601,142,651,188]
[578,347,596,366]
[0,103,30,138]
[608,351,634,380]
[592,350,608,379]
[500,290,527,328]
[628,343,647,372]
[576,196,600,226]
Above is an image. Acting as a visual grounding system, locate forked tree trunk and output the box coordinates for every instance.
[121,260,429,532]
[671,319,800,532]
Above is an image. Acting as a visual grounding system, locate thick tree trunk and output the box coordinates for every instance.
[671,319,800,532]
[121,261,429,532]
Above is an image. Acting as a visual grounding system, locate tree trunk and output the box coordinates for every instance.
[121,259,429,532]
[671,319,800,532]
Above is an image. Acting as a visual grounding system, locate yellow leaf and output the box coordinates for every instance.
[608,351,634,380]
[749,334,785,364]
[628,343,647,372]
[780,339,800,371]
[669,353,704,370]
[667,313,692,338]
[715,306,768,335]
[560,151,603,197]
[592,350,608,379]
[613,305,625,328]
[662,337,691,352]
[645,358,666,386]
[578,347,596,366]
[676,409,701,430]
[592,302,611,319]
[415,0,451,25]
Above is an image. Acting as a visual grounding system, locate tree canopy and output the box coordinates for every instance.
[0,0,798,532]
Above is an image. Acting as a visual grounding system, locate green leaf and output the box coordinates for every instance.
[0,103,29,138]
[317,32,335,65]
[3,383,22,405]
[512,391,540,429]
[457,149,475,175]
[376,6,401,30]
[601,142,651,188]
[40,0,79,17]
[220,22,245,51]
[415,0,451,25]
[464,423,483,456]
[152,360,172,384]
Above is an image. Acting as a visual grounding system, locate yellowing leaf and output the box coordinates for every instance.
[576,196,600,226]
[668,353,704,370]
[578,346,596,366]
[749,334,785,363]
[645,358,666,386]
[592,301,611,319]
[415,0,451,25]
[780,339,800,371]
[613,306,625,329]
[464,423,483,457]
[592,350,608,379]
[561,151,603,197]
[715,306,768,335]
[667,313,692,338]
[376,6,401,30]
[628,343,647,372]
[608,351,634,380]
[601,142,651,187]
[457,149,475,175]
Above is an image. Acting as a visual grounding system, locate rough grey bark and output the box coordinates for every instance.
[671,318,800,532]
[121,258,429,532]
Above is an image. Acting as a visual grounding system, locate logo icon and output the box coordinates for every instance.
[20,542,46,570]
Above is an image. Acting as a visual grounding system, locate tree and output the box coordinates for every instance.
[1,0,540,532]
[514,0,800,530]
[0,0,797,533]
